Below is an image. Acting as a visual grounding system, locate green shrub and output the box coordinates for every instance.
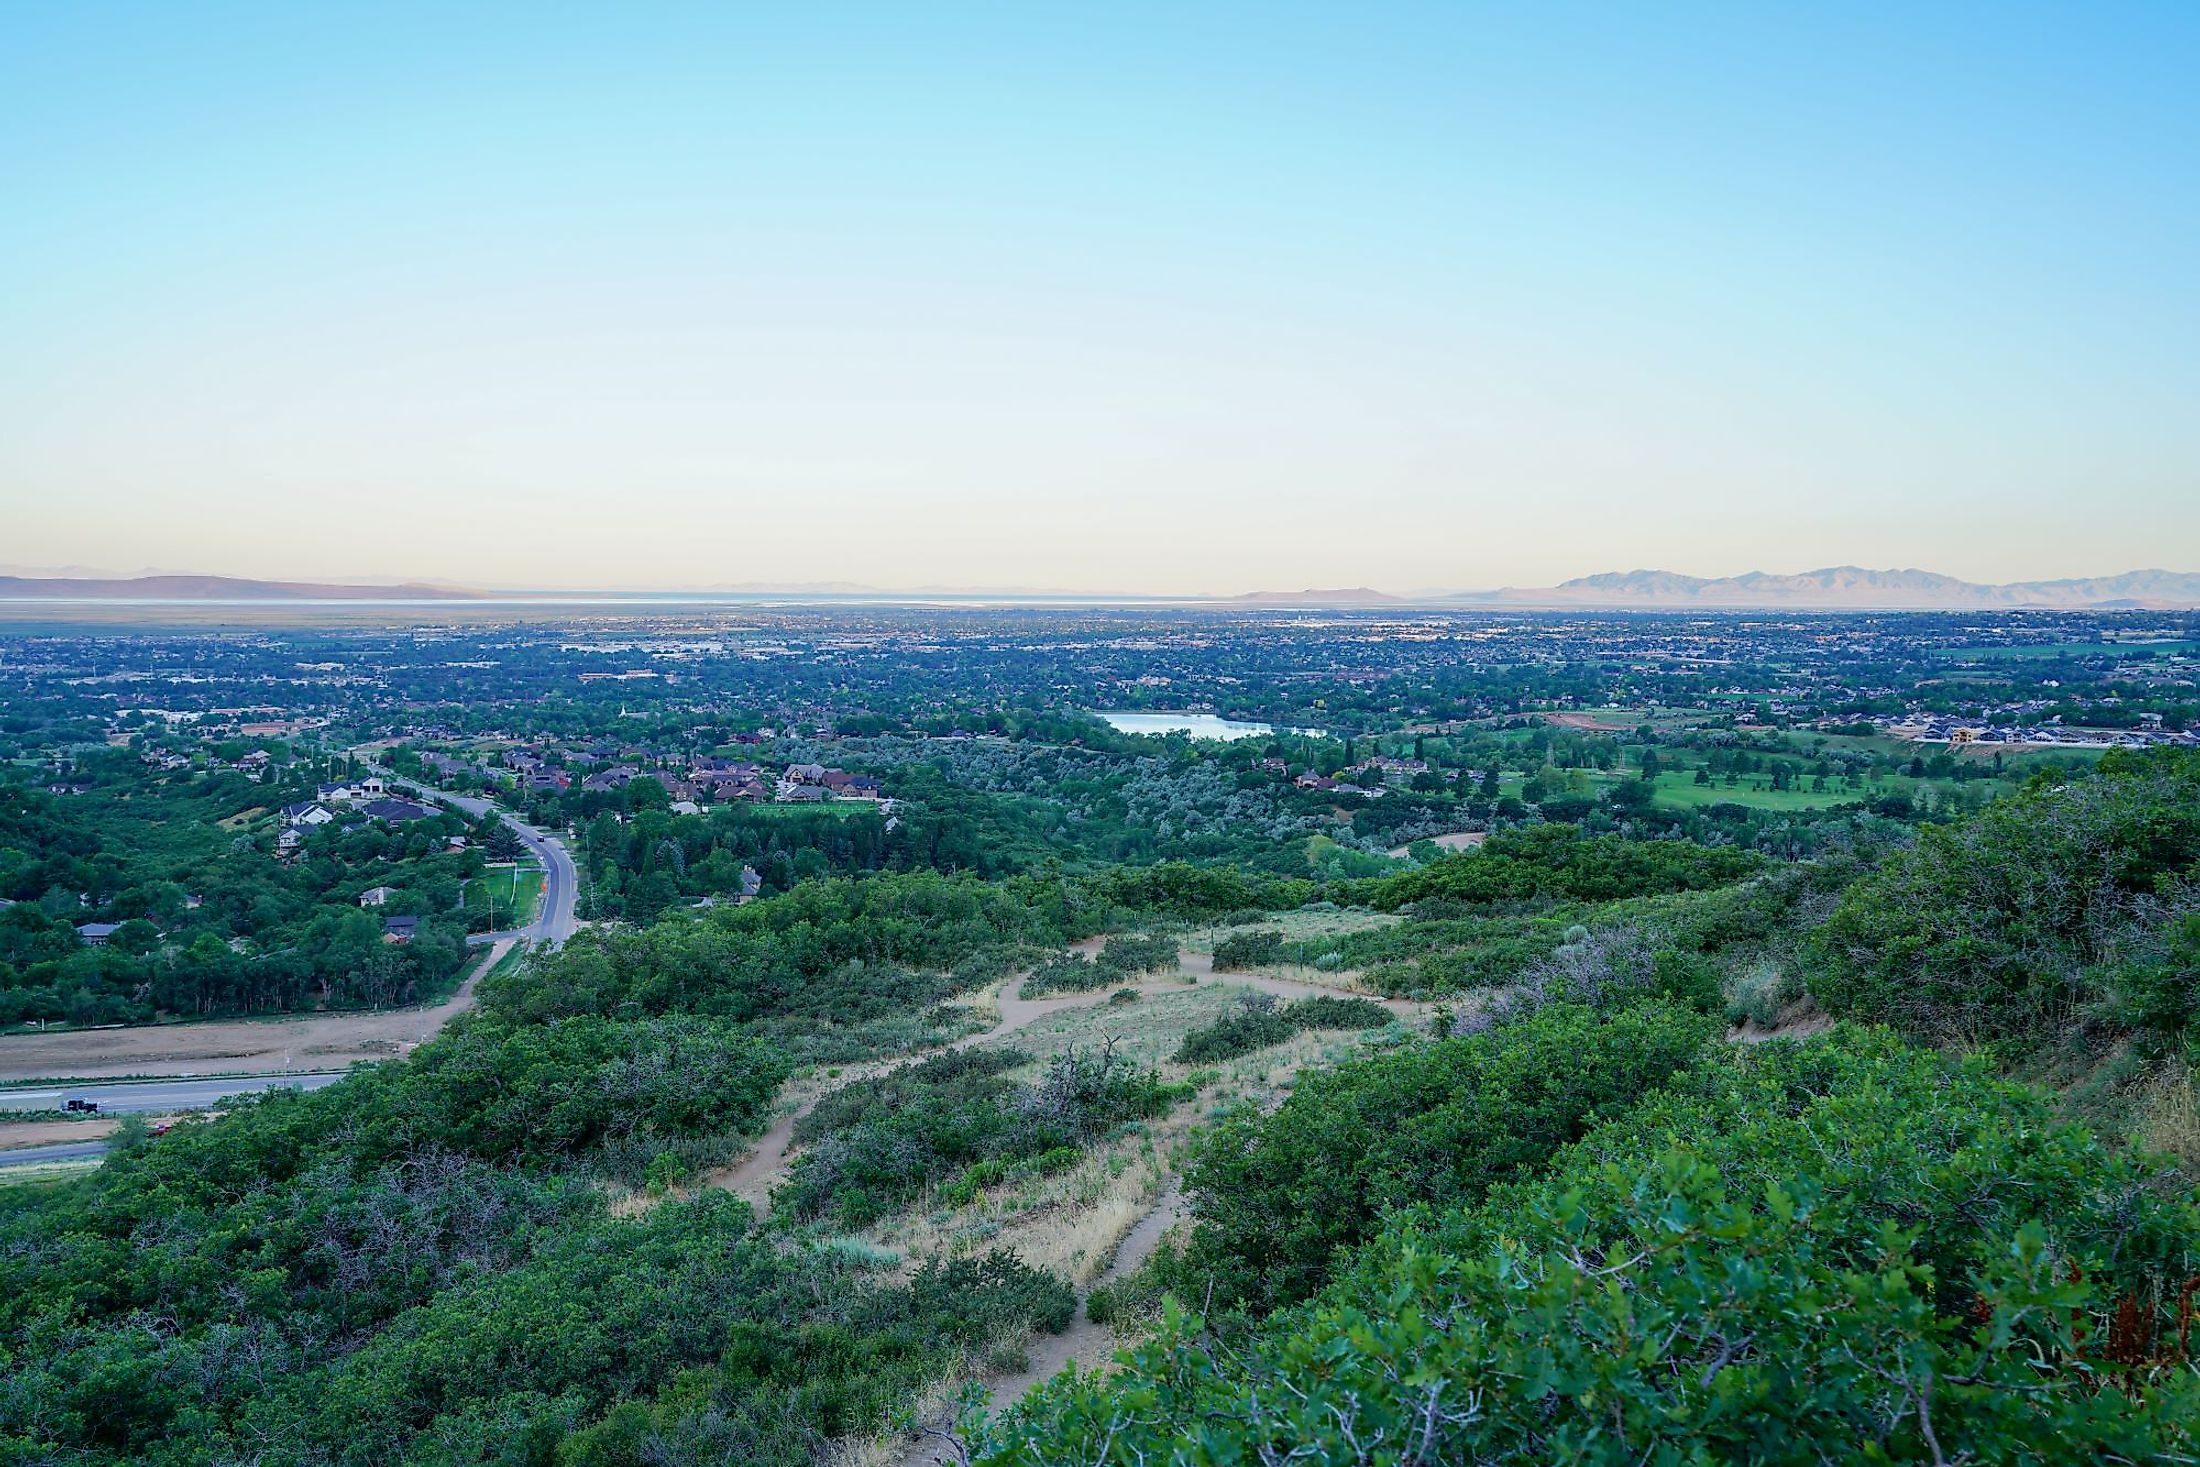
[1172,993,1395,1066]
[1813,750,2200,1046]
[983,1029,2200,1465]
[1211,929,1283,971]
[1160,1000,1719,1315]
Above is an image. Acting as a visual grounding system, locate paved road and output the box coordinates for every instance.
[0,1071,347,1115]
[0,1141,109,1168]
[361,762,579,946]
[0,1073,350,1168]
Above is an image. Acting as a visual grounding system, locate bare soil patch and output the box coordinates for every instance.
[0,938,515,1083]
[0,1117,122,1149]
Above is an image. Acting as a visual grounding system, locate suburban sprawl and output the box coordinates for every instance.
[3,602,2200,1464]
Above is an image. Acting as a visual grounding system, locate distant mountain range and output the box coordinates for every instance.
[0,566,2194,609]
[0,574,475,601]
[1455,567,2200,610]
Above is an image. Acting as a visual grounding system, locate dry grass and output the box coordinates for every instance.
[864,990,1394,1287]
[1178,907,1401,957]
[2136,1064,2200,1171]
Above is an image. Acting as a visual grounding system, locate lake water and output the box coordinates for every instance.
[1099,711,1289,741]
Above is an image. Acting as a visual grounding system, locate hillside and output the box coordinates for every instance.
[1458,565,2200,609]
[0,574,475,600]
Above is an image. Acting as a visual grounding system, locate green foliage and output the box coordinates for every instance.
[1169,991,1392,1065]
[781,1045,1174,1227]
[1210,928,1282,970]
[1020,932,1180,996]
[1813,749,2200,1045]
[491,870,1075,1025]
[1161,1001,1718,1315]
[984,1030,2200,1465]
[1358,824,1763,910]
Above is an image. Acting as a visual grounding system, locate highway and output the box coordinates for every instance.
[0,1072,349,1168]
[0,1141,109,1168]
[361,762,579,946]
[0,1071,348,1115]
[0,762,578,1173]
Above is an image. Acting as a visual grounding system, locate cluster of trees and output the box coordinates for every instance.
[1359,824,1764,908]
[981,1025,2200,1464]
[1017,933,1180,996]
[0,759,488,1024]
[1813,749,2200,1051]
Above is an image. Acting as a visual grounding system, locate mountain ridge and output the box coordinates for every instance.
[1456,566,2200,609]
[0,574,477,601]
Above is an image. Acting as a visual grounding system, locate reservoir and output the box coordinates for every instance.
[1099,711,1298,741]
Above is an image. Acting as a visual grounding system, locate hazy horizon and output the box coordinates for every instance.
[4,5,2196,591]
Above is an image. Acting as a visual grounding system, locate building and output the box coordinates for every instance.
[382,915,420,944]
[75,922,123,947]
[358,886,397,908]
[279,802,335,828]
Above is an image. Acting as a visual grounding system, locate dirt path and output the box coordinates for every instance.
[0,937,516,1084]
[715,943,1430,1466]
[891,1178,1190,1467]
[716,948,1424,1219]
[714,969,1243,1215]
[983,1180,1186,1404]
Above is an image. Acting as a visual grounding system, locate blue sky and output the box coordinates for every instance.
[2,3,2194,591]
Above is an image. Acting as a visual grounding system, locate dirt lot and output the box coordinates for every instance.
[0,938,513,1084]
[0,1117,123,1150]
[1389,829,1487,857]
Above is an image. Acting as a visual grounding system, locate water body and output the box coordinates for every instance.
[1099,711,1309,740]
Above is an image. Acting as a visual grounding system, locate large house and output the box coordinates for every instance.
[75,922,123,947]
[358,886,397,908]
[279,801,335,828]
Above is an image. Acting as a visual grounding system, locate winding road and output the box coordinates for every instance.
[0,759,577,1169]
[360,762,579,947]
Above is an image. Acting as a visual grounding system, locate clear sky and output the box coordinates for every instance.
[2,2,2195,593]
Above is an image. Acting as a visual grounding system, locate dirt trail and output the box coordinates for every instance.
[0,937,516,1084]
[892,1179,1190,1467]
[717,943,1424,1219]
[984,1180,1186,1403]
[716,941,1429,1466]
[715,966,1244,1214]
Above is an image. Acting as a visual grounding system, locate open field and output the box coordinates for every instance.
[0,1116,121,1150]
[742,799,878,819]
[1646,768,2004,814]
[463,864,543,927]
[1389,830,1486,857]
[0,937,519,1084]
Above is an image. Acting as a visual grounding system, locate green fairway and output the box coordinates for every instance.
[1933,639,2200,660]
[464,865,543,928]
[745,799,877,819]
[1649,771,1850,811]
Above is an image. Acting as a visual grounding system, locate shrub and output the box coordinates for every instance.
[1160,1000,1719,1314]
[1211,929,1283,971]
[985,1029,2200,1465]
[1813,751,2200,1046]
